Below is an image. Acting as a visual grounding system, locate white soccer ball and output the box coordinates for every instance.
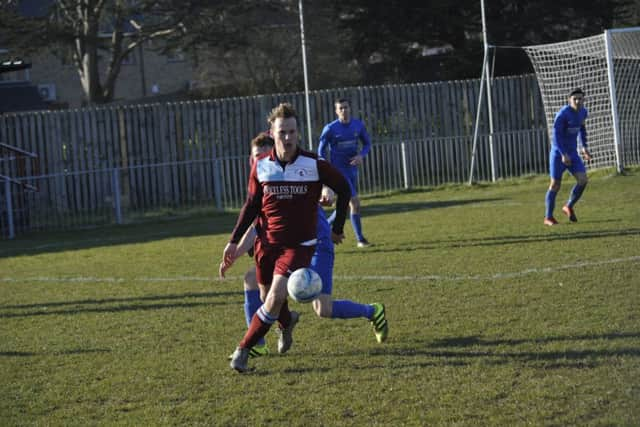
[287,267,322,303]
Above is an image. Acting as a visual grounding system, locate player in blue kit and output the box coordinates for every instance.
[544,88,592,226]
[311,186,386,340]
[318,98,372,247]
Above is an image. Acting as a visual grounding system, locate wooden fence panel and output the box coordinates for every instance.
[198,101,210,200]
[87,110,99,210]
[145,104,158,207]
[1,75,586,227]
[194,102,207,200]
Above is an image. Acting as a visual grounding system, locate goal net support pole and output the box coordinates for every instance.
[468,0,496,184]
[468,46,489,185]
[604,29,623,172]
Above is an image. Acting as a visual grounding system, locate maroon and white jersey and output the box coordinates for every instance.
[230,148,350,247]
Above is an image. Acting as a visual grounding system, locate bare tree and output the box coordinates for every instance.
[0,0,256,103]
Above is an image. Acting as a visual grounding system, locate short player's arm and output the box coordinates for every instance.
[553,116,569,156]
[235,225,257,258]
[580,123,592,160]
[220,194,260,278]
[317,126,331,159]
[230,193,260,244]
[318,160,351,236]
[230,164,262,243]
[579,123,588,149]
[359,126,372,157]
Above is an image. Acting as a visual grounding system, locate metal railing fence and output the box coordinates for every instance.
[2,129,552,238]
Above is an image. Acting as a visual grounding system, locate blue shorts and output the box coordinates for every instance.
[549,149,586,181]
[337,167,358,198]
[310,243,334,295]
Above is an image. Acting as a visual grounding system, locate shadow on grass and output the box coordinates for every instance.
[381,347,639,367]
[357,331,640,369]
[341,227,640,254]
[0,213,239,259]
[428,331,640,347]
[349,197,504,217]
[0,290,240,319]
[1,197,502,258]
[0,348,111,357]
[283,367,333,374]
[0,290,239,310]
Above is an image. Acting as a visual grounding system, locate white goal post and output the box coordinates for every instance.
[524,27,640,172]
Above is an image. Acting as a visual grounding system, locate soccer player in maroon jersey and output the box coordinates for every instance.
[220,102,352,373]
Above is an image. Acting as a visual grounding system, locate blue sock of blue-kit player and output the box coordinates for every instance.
[331,300,375,319]
[244,290,265,346]
[351,213,364,242]
[567,183,586,208]
[545,189,557,218]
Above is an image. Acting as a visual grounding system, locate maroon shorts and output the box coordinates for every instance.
[254,239,315,287]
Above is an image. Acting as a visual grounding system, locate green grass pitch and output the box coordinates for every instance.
[1,168,639,426]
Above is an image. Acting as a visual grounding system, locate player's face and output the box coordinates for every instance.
[272,117,299,162]
[335,102,351,123]
[569,94,584,111]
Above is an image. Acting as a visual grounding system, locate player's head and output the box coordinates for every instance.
[334,98,351,123]
[268,102,299,162]
[250,132,274,165]
[568,88,585,111]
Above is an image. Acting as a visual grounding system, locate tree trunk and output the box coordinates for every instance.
[77,1,106,104]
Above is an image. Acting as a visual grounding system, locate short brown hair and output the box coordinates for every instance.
[267,102,298,125]
[335,98,350,105]
[251,132,274,149]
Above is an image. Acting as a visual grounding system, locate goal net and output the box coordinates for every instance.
[524,28,640,171]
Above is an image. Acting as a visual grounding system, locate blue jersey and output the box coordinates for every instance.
[315,204,332,252]
[318,119,371,171]
[311,204,334,295]
[552,105,588,155]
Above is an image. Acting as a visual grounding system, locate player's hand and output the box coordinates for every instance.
[561,154,571,166]
[582,149,592,162]
[331,231,345,245]
[219,242,238,278]
[349,154,363,166]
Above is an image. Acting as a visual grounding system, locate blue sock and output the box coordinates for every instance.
[244,290,265,346]
[545,189,557,219]
[351,214,365,242]
[331,300,374,319]
[567,184,586,208]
